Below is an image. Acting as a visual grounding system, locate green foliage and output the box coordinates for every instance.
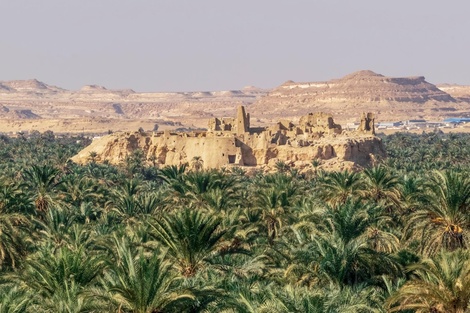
[387,250,470,313]
[0,132,469,311]
[98,236,195,312]
[150,209,227,277]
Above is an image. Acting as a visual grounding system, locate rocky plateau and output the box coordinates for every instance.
[1,70,470,134]
[0,79,267,133]
[250,70,470,124]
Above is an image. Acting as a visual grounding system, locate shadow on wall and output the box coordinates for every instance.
[236,139,256,166]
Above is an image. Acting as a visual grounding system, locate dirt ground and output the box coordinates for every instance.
[0,118,186,136]
[1,117,470,137]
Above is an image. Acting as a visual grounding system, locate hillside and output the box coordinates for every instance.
[437,84,470,102]
[1,71,469,134]
[251,70,470,123]
[0,80,268,133]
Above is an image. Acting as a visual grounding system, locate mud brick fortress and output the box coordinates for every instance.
[72,106,383,171]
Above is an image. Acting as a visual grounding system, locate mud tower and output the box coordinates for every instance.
[358,112,375,135]
[236,105,250,135]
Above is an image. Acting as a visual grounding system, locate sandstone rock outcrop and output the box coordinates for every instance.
[250,70,469,123]
[71,106,385,171]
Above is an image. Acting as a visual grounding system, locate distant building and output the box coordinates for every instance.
[404,119,426,125]
[403,119,427,129]
[425,122,445,128]
[443,117,470,124]
[345,122,360,130]
[377,121,402,129]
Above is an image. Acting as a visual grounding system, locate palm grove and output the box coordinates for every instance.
[0,131,469,313]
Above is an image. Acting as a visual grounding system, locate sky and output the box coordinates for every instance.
[1,0,469,92]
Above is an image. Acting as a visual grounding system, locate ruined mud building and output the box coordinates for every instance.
[144,106,377,168]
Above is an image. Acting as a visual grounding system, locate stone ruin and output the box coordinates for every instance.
[71,106,384,170]
[357,112,375,135]
[208,105,250,135]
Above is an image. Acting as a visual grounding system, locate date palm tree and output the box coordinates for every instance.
[313,232,401,286]
[0,208,30,269]
[397,174,427,216]
[316,170,364,206]
[22,164,63,215]
[157,164,187,184]
[60,174,105,208]
[237,284,326,313]
[0,180,34,215]
[405,170,470,255]
[13,245,106,312]
[289,200,401,287]
[323,285,384,313]
[361,166,400,209]
[150,209,227,277]
[254,187,289,244]
[190,156,204,171]
[387,249,470,313]
[98,237,195,313]
[251,173,302,243]
[35,205,78,249]
[201,188,235,213]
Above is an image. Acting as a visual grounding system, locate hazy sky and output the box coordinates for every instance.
[1,0,469,91]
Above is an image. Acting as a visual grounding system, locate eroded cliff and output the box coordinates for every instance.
[251,70,469,123]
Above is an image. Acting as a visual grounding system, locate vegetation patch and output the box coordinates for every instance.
[0,131,470,312]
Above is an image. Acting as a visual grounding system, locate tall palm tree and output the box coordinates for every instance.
[361,166,400,208]
[137,192,163,216]
[397,174,427,216]
[254,187,289,243]
[251,173,301,243]
[316,170,364,206]
[301,200,399,253]
[0,180,34,215]
[387,250,470,313]
[22,164,63,215]
[35,205,79,249]
[29,282,103,313]
[238,284,326,313]
[323,285,384,313]
[0,207,30,269]
[163,170,240,211]
[405,170,470,255]
[201,188,236,213]
[13,245,106,311]
[157,164,187,184]
[190,156,204,171]
[99,237,194,313]
[181,171,223,201]
[313,232,400,286]
[105,178,163,226]
[60,174,105,208]
[150,209,227,277]
[288,200,401,287]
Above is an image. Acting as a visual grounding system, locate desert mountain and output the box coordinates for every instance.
[0,71,469,134]
[437,84,470,102]
[0,79,268,133]
[0,79,65,93]
[250,70,468,123]
[79,85,109,92]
